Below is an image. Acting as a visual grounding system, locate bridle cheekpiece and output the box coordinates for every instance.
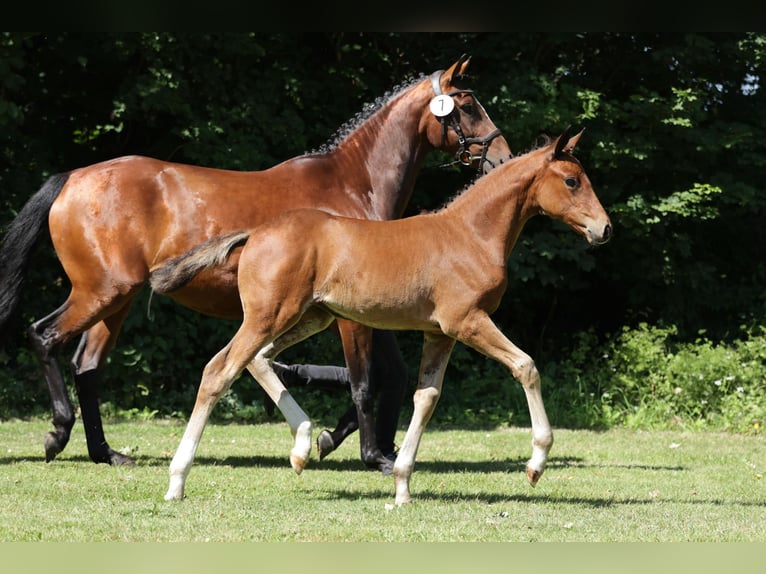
[430,70,503,172]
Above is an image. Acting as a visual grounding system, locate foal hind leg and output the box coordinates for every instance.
[393,332,455,505]
[248,307,336,473]
[71,302,136,466]
[166,308,331,500]
[166,336,254,500]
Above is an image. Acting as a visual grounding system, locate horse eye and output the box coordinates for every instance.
[564,177,579,189]
[460,103,475,115]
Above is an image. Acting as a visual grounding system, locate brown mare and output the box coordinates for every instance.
[153,127,612,504]
[0,56,511,474]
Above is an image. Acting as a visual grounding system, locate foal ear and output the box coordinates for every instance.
[553,126,585,157]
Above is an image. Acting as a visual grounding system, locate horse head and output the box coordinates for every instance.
[426,55,512,174]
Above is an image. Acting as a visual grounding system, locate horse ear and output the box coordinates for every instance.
[445,54,471,86]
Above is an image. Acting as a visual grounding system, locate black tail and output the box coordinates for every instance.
[149,230,250,294]
[0,173,70,335]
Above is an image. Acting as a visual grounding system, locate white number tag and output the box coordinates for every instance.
[429,94,455,117]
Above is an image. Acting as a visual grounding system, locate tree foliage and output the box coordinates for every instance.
[1,33,764,425]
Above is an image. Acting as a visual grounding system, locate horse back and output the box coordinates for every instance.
[47,154,374,315]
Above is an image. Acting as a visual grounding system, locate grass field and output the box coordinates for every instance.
[0,418,764,542]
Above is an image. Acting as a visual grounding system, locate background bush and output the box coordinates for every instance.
[1,33,764,435]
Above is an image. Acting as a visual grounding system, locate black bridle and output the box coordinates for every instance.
[430,70,504,172]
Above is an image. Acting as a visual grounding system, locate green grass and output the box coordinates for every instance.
[0,418,763,542]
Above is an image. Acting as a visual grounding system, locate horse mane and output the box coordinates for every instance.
[310,74,426,155]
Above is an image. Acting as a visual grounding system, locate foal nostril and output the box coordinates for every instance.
[603,223,613,241]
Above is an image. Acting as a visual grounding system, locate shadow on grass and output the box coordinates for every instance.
[0,453,686,475]
[3,453,763,510]
[314,487,766,508]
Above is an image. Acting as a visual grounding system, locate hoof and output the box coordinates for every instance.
[164,486,185,501]
[316,430,335,461]
[109,450,136,467]
[44,432,64,462]
[290,451,308,475]
[526,464,544,486]
[367,454,394,475]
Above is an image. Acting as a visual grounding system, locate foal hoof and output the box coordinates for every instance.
[526,464,544,487]
[290,451,308,475]
[316,430,335,461]
[44,432,64,462]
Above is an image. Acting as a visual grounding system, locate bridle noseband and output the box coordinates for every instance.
[430,70,504,172]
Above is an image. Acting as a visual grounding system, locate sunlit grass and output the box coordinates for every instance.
[0,419,763,541]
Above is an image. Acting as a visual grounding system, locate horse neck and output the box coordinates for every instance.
[445,150,546,262]
[329,82,432,220]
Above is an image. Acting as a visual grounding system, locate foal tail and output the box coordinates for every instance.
[0,173,70,335]
[149,230,250,294]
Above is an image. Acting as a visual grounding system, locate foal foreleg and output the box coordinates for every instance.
[457,313,553,486]
[393,332,455,506]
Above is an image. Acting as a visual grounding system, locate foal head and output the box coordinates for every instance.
[425,55,511,174]
[534,128,612,246]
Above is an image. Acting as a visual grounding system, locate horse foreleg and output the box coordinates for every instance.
[316,329,407,470]
[337,320,392,474]
[456,312,553,487]
[316,405,357,460]
[369,330,408,459]
[28,306,76,463]
[393,332,455,506]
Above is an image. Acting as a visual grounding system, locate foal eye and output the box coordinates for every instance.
[564,177,579,189]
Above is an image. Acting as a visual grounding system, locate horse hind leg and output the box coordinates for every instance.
[29,286,139,464]
[27,304,76,462]
[71,301,136,466]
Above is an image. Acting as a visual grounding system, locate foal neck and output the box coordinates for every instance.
[444,147,548,261]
